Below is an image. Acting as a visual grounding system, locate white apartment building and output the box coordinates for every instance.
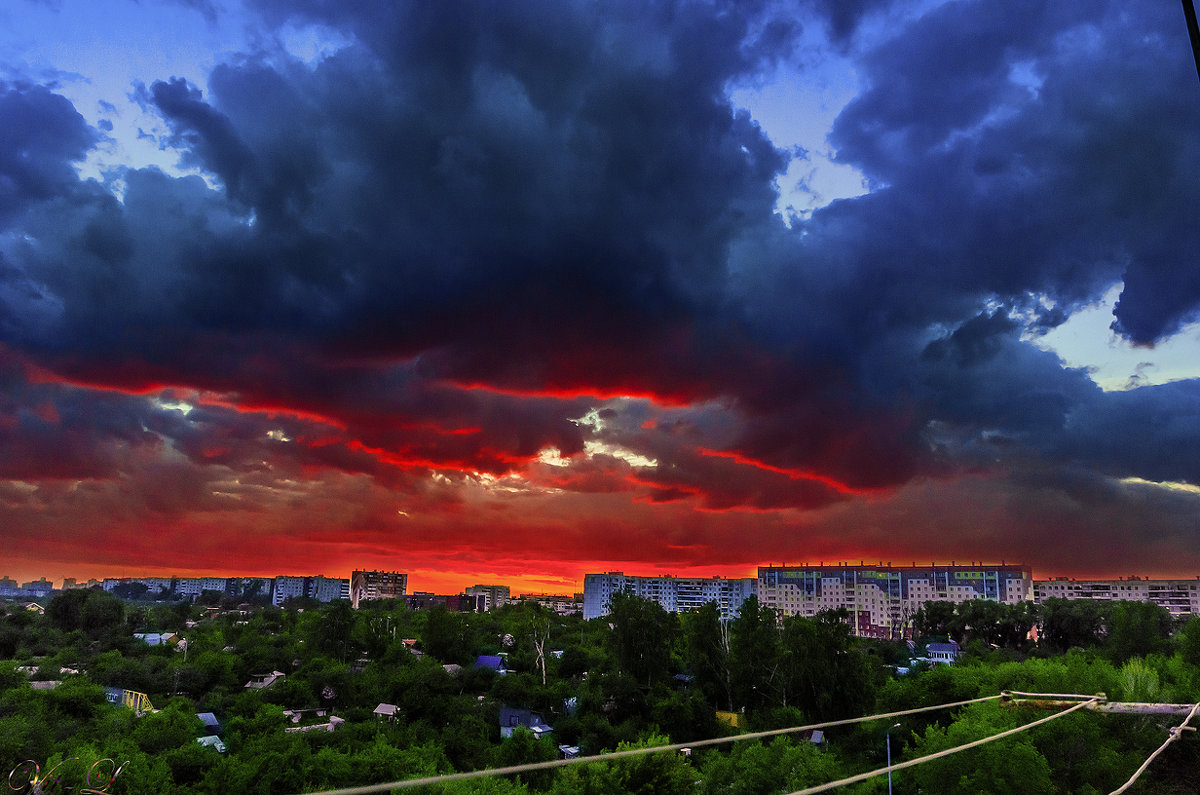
[582,572,757,620]
[1034,577,1200,617]
[271,576,307,605]
[174,579,204,598]
[350,570,408,608]
[102,577,174,596]
[310,576,350,603]
[758,563,1034,638]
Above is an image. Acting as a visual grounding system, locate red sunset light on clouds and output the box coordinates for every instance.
[3,0,1200,591]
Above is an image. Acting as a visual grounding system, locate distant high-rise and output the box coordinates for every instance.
[758,562,1033,638]
[465,584,510,611]
[350,570,408,608]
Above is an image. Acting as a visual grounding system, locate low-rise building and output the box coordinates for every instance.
[499,706,553,739]
[475,655,508,674]
[406,592,485,612]
[517,593,583,616]
[924,640,961,664]
[245,671,286,690]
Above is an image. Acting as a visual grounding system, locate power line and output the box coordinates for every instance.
[296,694,1004,795]
[295,691,1199,795]
[785,697,1101,795]
[1108,700,1200,795]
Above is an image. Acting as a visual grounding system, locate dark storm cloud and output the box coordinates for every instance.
[0,81,96,221]
[806,0,894,46]
[2,0,1199,555]
[146,77,257,200]
[824,0,1200,342]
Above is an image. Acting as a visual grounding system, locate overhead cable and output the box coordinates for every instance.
[784,697,1101,795]
[296,694,1003,795]
[1108,700,1200,795]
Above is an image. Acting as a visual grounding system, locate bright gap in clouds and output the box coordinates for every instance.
[1030,284,1200,391]
[0,0,247,184]
[728,46,869,224]
[1121,477,1200,495]
[1,0,352,191]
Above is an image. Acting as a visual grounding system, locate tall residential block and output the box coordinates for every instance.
[350,570,408,608]
[272,575,349,606]
[758,562,1033,638]
[582,572,757,620]
[1034,576,1200,617]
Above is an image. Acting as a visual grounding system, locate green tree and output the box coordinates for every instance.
[1106,600,1172,664]
[729,596,779,711]
[682,602,734,712]
[1178,616,1200,668]
[1039,598,1108,653]
[906,702,1055,794]
[47,588,91,632]
[777,611,875,721]
[550,733,697,795]
[913,600,958,640]
[132,700,204,755]
[46,589,125,638]
[697,736,848,793]
[423,605,472,664]
[953,599,1037,650]
[606,591,676,689]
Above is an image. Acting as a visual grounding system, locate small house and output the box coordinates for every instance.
[244,671,286,689]
[196,735,227,753]
[475,655,508,674]
[499,706,553,739]
[925,640,961,664]
[197,712,221,736]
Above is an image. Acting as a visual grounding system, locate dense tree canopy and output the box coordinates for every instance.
[0,590,1197,793]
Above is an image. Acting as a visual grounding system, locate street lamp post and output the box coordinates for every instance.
[886,722,901,795]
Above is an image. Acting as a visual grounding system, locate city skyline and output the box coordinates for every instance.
[6,559,1197,600]
[3,0,1200,588]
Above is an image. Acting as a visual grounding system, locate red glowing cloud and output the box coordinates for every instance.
[4,0,1200,592]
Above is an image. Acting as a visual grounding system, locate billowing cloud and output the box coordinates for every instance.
[1,0,1199,587]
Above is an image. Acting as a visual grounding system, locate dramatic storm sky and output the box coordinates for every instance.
[3,0,1200,593]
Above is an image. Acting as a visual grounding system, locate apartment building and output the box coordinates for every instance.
[271,575,349,605]
[173,577,230,599]
[516,592,582,616]
[350,570,408,608]
[758,563,1034,638]
[582,572,757,620]
[1034,576,1200,617]
[465,584,511,612]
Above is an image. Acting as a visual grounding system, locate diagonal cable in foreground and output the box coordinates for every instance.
[785,696,1102,795]
[1108,700,1200,795]
[295,694,1004,795]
